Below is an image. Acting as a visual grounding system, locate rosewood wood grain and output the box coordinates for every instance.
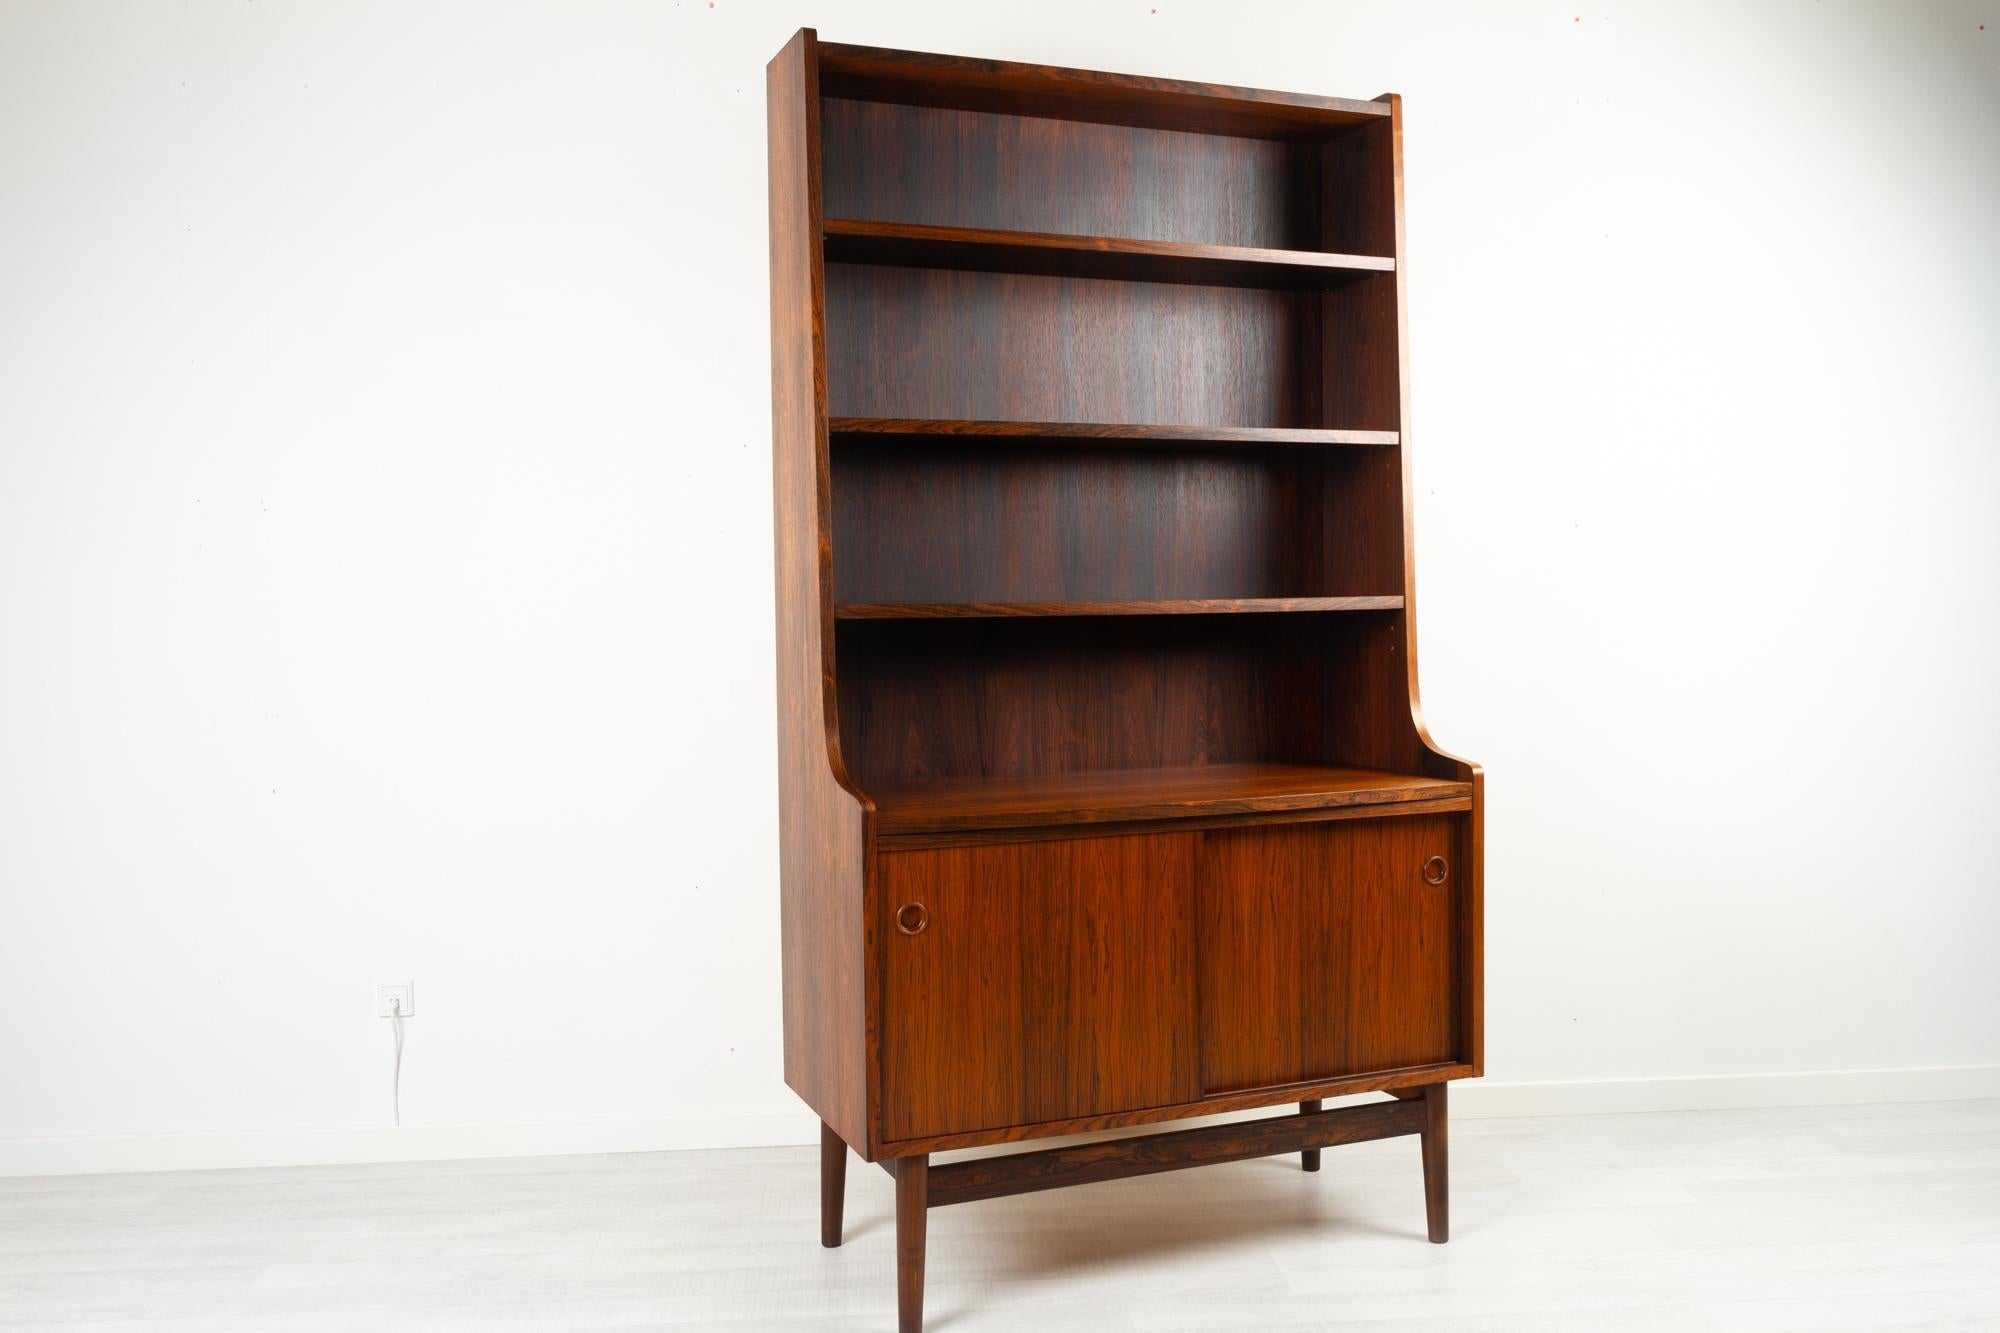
[876,794,1474,852]
[819,41,1390,139]
[836,614,1344,785]
[1358,92,1486,1074]
[821,95,1325,248]
[767,28,874,1157]
[1320,108,1397,260]
[865,763,1469,835]
[836,597,1402,619]
[832,418,1398,447]
[1322,274,1401,442]
[825,265,1326,429]
[924,1099,1425,1207]
[1421,1082,1449,1243]
[877,834,1199,1140]
[824,219,1394,289]
[1319,448,1406,605]
[773,32,1481,1328]
[819,1122,847,1248]
[1199,816,1458,1093]
[1315,121,1403,596]
[876,1061,1473,1158]
[894,1156,928,1333]
[1321,115,1401,442]
[1462,769,1485,1074]
[831,442,1380,606]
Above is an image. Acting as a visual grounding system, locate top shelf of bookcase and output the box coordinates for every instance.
[818,40,1391,140]
[825,220,1394,290]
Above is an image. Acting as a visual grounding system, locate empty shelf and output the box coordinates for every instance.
[825,219,1395,289]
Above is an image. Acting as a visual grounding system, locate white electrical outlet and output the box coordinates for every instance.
[376,980,415,1017]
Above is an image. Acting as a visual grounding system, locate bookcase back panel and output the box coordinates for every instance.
[1319,447,1407,596]
[1319,120,1397,256]
[832,444,1345,603]
[826,264,1320,427]
[835,614,1400,784]
[822,97,1321,250]
[1322,279,1402,433]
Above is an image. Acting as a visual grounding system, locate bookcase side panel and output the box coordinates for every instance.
[770,28,873,1155]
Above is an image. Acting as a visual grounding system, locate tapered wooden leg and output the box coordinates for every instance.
[894,1155,929,1333]
[1299,1099,1322,1171]
[819,1122,848,1248]
[1419,1082,1448,1243]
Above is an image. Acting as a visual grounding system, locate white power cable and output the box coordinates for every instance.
[390,997,406,1126]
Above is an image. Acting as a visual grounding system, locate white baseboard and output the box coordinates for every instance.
[0,1110,823,1179]
[4,1064,1995,1178]
[1451,1063,2000,1118]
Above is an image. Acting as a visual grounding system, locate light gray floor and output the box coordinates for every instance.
[2,1100,1997,1332]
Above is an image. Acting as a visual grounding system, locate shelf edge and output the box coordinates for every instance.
[824,219,1395,288]
[830,419,1401,447]
[876,786,1474,839]
[836,596,1405,619]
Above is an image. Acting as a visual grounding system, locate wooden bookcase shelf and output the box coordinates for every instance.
[835,596,1403,619]
[825,218,1395,289]
[869,762,1472,837]
[770,31,1482,1333]
[817,40,1393,138]
[831,418,1399,447]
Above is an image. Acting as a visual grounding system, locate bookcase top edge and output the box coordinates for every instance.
[813,37,1391,140]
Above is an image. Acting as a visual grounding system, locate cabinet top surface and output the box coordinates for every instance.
[869,762,1471,836]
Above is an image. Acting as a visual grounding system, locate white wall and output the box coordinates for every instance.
[2,0,1997,1175]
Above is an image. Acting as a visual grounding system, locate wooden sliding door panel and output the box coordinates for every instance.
[1198,816,1456,1094]
[879,833,1200,1140]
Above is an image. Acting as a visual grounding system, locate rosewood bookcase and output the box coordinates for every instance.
[767,30,1482,1332]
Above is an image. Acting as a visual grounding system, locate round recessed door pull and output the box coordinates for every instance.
[896,902,929,936]
[1422,855,1449,885]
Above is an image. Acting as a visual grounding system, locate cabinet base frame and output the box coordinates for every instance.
[823,1084,1450,1333]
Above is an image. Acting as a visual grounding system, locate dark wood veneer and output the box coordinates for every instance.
[879,1059,1473,1156]
[821,95,1329,249]
[819,42,1389,139]
[835,613,1345,785]
[832,418,1398,446]
[772,32,1479,1331]
[878,833,1199,1141]
[926,1098,1425,1207]
[825,264,1333,428]
[868,762,1469,835]
[1421,1081,1451,1242]
[1199,816,1460,1093]
[768,28,873,1161]
[831,439,1400,606]
[1300,1099,1325,1171]
[818,1122,847,1249]
[836,596,1402,619]
[825,219,1394,289]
